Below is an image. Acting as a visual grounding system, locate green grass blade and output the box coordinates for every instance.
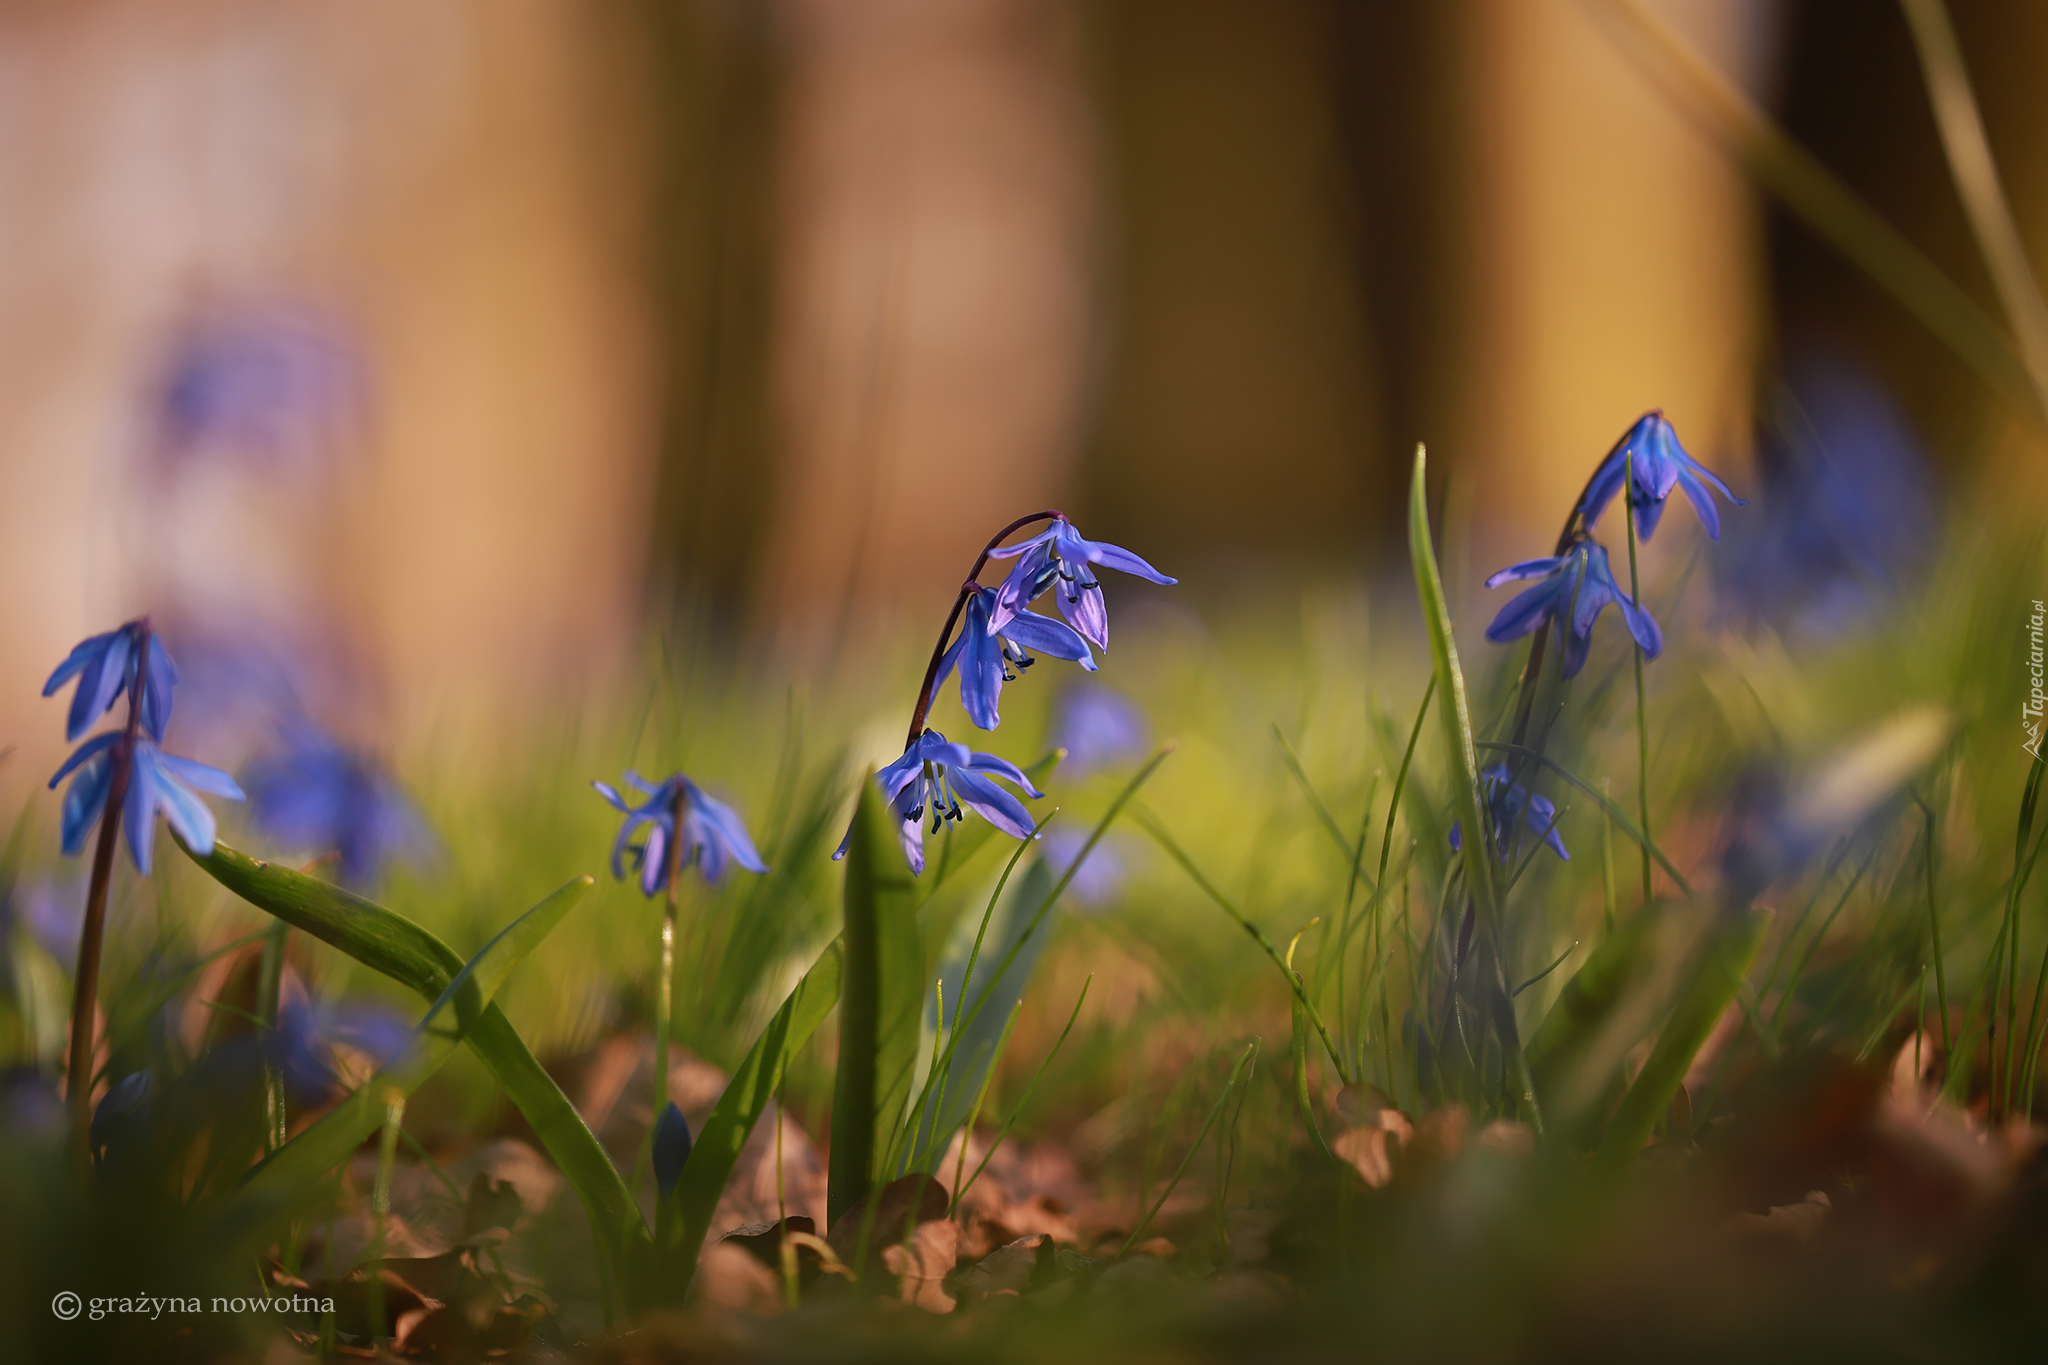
[223,874,590,1224]
[1595,909,1768,1170]
[178,839,649,1269]
[828,770,924,1227]
[665,938,845,1288]
[1409,444,1540,1131]
[1114,1040,1258,1260]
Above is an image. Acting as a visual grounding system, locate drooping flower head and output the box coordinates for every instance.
[592,771,768,897]
[986,515,1176,651]
[243,722,433,889]
[50,735,246,874]
[1578,410,1746,542]
[43,621,177,743]
[1450,764,1570,864]
[835,729,1044,876]
[1484,538,1662,679]
[936,586,1096,731]
[44,623,244,874]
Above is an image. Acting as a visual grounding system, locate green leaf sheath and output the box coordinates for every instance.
[178,839,648,1265]
[828,772,925,1227]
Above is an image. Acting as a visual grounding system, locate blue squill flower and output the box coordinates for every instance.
[150,306,364,471]
[1578,411,1746,541]
[835,730,1044,875]
[1050,683,1148,775]
[1484,538,1662,679]
[243,723,432,888]
[43,622,177,743]
[50,736,245,874]
[986,516,1176,651]
[936,586,1096,731]
[592,772,768,896]
[653,1101,693,1199]
[1449,764,1569,863]
[1039,827,1127,908]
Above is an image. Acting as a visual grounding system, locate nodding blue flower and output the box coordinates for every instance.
[1484,538,1662,679]
[243,723,432,889]
[43,622,177,743]
[1050,683,1149,775]
[1449,764,1569,863]
[936,586,1096,731]
[1579,410,1746,542]
[49,735,244,873]
[986,515,1176,651]
[592,772,768,897]
[150,306,364,471]
[652,1101,693,1199]
[835,729,1044,876]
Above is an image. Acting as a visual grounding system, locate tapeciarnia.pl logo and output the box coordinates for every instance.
[2027,599,2045,760]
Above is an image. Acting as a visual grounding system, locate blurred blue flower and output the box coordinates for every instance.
[149,307,364,470]
[2,874,85,961]
[1578,411,1746,542]
[936,586,1096,731]
[243,723,432,888]
[986,516,1176,651]
[1484,538,1662,679]
[835,730,1044,876]
[1719,356,1932,634]
[1450,764,1569,863]
[267,995,412,1104]
[43,622,177,743]
[49,736,244,874]
[653,1101,693,1199]
[593,772,768,896]
[1039,828,1127,908]
[1049,683,1149,775]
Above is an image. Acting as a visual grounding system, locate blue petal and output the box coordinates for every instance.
[61,752,114,856]
[592,780,632,813]
[1058,583,1109,651]
[1078,537,1177,585]
[1558,626,1592,680]
[961,747,1043,798]
[988,545,1057,635]
[49,732,121,789]
[639,820,669,896]
[1000,609,1096,666]
[984,525,1060,561]
[43,631,114,697]
[1616,592,1664,659]
[949,768,1036,839]
[153,760,221,855]
[1485,556,1566,588]
[898,814,927,876]
[1672,466,1721,541]
[686,782,768,876]
[123,756,156,874]
[140,635,177,742]
[156,752,245,800]
[1485,577,1566,643]
[1632,493,1669,542]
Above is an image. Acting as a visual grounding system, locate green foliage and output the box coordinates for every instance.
[827,770,925,1227]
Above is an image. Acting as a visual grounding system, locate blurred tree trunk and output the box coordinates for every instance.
[637,0,782,636]
[1767,0,2048,490]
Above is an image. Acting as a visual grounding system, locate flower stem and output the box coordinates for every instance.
[1624,457,1653,904]
[66,618,151,1164]
[656,786,686,1118]
[902,511,1062,749]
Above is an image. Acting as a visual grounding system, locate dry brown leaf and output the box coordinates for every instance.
[881,1219,959,1313]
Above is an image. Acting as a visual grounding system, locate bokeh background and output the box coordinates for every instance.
[2,0,2045,808]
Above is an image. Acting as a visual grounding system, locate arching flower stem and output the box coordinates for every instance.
[902,511,1063,751]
